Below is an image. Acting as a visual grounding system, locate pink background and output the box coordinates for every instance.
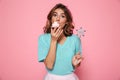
[0,0,120,80]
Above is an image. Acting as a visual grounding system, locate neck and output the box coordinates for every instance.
[58,33,66,43]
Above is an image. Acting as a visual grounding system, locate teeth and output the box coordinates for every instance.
[52,22,59,28]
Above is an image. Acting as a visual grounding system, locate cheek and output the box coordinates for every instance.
[51,17,56,22]
[60,22,66,28]
[60,18,67,24]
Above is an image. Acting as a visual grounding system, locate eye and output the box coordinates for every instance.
[62,15,65,18]
[61,15,66,18]
[53,13,57,17]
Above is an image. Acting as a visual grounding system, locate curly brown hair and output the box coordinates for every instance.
[43,3,74,36]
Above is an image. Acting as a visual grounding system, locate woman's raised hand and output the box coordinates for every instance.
[51,27,63,41]
[72,52,83,68]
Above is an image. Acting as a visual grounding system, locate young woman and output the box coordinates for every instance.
[38,3,83,80]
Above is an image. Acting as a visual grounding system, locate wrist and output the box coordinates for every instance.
[51,39,57,44]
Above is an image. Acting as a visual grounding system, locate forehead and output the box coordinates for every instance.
[54,8,65,14]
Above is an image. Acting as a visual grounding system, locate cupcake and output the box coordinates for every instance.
[52,22,59,28]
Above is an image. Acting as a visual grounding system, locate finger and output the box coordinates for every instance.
[51,27,54,32]
[74,52,81,59]
[54,27,59,32]
[54,29,61,37]
[74,59,78,65]
[56,29,62,36]
[56,29,63,38]
[55,27,61,34]
[59,29,63,35]
[77,59,82,64]
[73,55,76,60]
[74,59,82,65]
[78,55,84,60]
[51,27,56,33]
[74,55,77,59]
[51,27,58,32]
[76,55,83,60]
[76,55,80,59]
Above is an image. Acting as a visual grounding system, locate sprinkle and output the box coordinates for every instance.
[76,27,86,38]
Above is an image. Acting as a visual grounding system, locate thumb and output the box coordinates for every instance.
[75,59,82,65]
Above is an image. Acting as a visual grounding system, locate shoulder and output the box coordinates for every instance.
[38,33,51,41]
[39,33,50,39]
[68,34,81,44]
[69,34,80,40]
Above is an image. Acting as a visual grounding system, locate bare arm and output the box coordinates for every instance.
[44,39,57,70]
[44,27,63,70]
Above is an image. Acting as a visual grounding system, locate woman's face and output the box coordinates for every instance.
[51,8,67,29]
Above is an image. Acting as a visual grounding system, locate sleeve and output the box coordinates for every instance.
[38,35,49,62]
[75,36,82,55]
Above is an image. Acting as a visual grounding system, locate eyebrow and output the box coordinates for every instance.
[53,12,65,15]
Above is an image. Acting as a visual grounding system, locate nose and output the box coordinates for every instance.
[56,16,60,21]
